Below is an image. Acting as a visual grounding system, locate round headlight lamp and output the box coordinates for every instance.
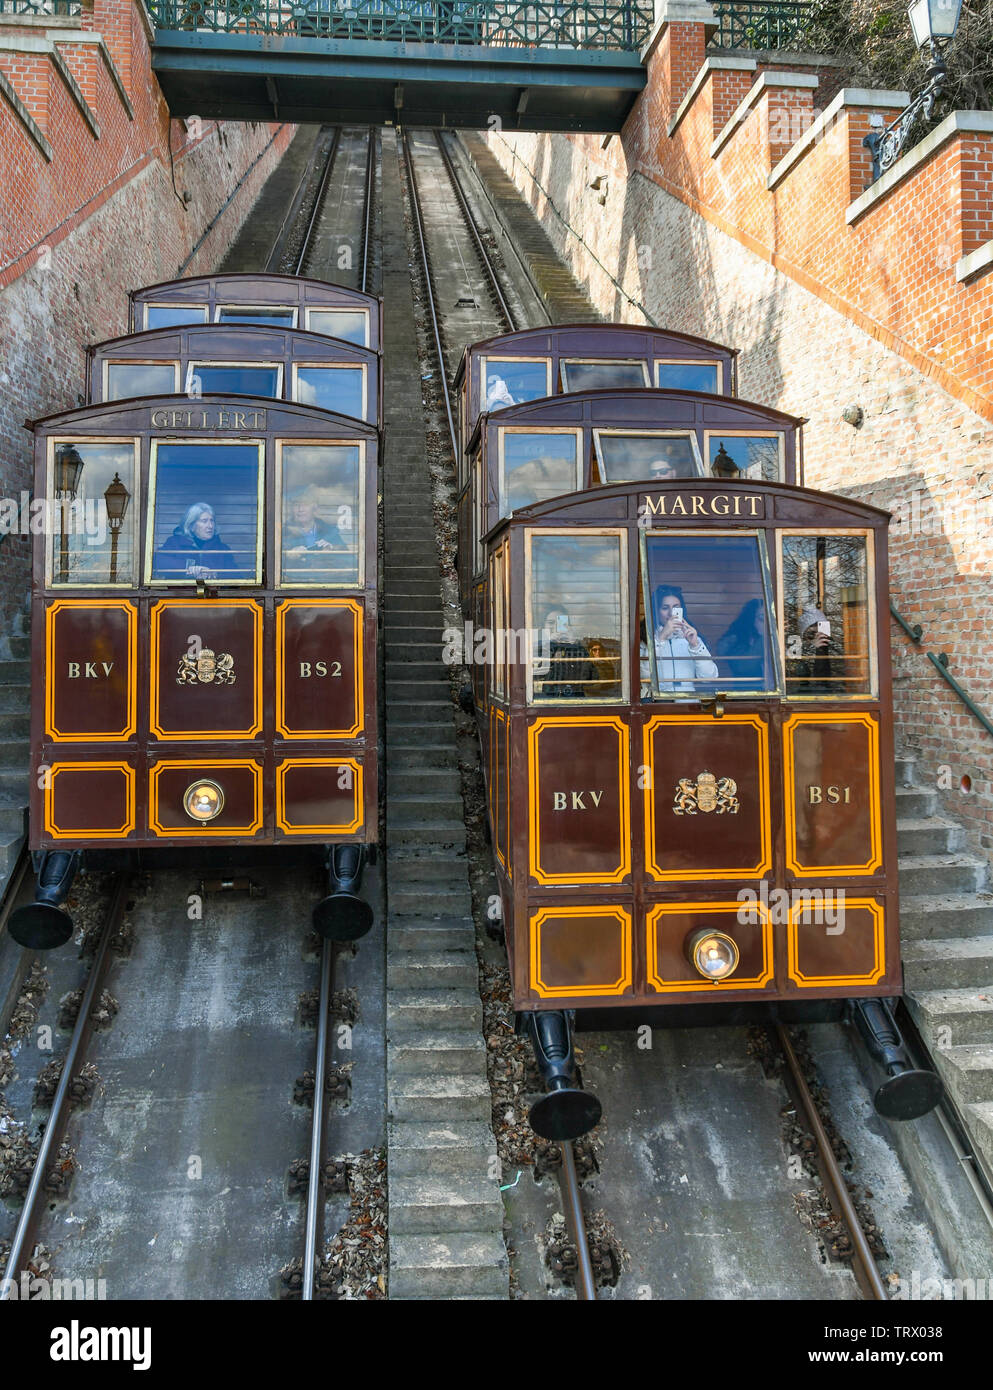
[183,780,225,822]
[687,929,739,981]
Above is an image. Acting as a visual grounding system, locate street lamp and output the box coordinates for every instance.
[54,443,84,583]
[103,471,130,585]
[711,441,739,479]
[864,0,963,182]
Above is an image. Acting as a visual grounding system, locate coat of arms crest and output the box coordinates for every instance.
[176,648,236,686]
[673,770,739,815]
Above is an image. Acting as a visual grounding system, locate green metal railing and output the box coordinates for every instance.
[890,602,993,741]
[711,1,818,50]
[0,1,81,13]
[145,0,653,48]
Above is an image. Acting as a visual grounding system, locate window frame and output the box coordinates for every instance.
[478,355,553,414]
[592,427,704,483]
[143,437,265,587]
[559,357,650,392]
[524,526,630,707]
[639,526,782,701]
[777,527,878,701]
[103,359,182,402]
[655,358,724,394]
[304,306,371,347]
[45,436,141,590]
[213,304,298,328]
[185,361,284,399]
[290,361,369,421]
[703,429,786,483]
[497,425,583,518]
[274,438,366,591]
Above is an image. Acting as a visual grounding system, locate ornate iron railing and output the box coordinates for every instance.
[146,0,653,49]
[710,1,818,50]
[0,1,81,13]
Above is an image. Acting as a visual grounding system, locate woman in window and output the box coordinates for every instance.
[716,597,767,687]
[645,585,718,693]
[155,502,237,580]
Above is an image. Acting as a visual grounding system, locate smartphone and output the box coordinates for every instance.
[672,606,684,623]
[817,620,831,636]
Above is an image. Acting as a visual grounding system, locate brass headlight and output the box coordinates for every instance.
[687,929,739,981]
[183,780,225,822]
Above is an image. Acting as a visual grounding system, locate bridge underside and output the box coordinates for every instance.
[151,34,646,130]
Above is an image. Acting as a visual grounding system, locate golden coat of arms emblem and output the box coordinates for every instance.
[673,770,739,815]
[176,648,236,686]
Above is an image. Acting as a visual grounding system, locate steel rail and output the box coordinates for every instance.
[360,127,376,296]
[559,1140,597,1301]
[401,130,458,461]
[264,125,335,275]
[434,130,515,332]
[1,873,130,1299]
[302,938,336,1301]
[775,1024,887,1300]
[294,127,343,277]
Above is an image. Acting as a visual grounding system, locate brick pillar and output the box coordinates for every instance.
[647,0,717,127]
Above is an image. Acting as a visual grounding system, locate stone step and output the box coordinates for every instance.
[932,1044,993,1106]
[895,786,937,819]
[966,1102,993,1173]
[894,755,917,784]
[388,1120,496,1176]
[389,1072,492,1123]
[387,724,454,749]
[386,745,459,771]
[0,713,30,740]
[0,661,29,684]
[6,636,29,660]
[0,772,28,801]
[384,579,442,595]
[390,921,474,951]
[387,949,477,991]
[0,802,27,836]
[390,796,465,822]
[906,988,993,1046]
[900,893,993,940]
[390,1173,503,1235]
[0,739,30,768]
[382,626,446,642]
[386,661,447,681]
[897,817,964,856]
[389,1232,508,1299]
[898,854,986,897]
[0,831,25,879]
[387,771,461,797]
[389,820,465,849]
[387,679,452,699]
[385,701,454,724]
[388,1028,487,1075]
[387,882,473,916]
[0,686,30,713]
[388,988,482,1030]
[902,936,993,992]
[387,853,468,883]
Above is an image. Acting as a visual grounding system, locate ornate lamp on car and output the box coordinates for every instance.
[711,441,739,479]
[54,443,84,583]
[864,0,963,182]
[103,471,130,585]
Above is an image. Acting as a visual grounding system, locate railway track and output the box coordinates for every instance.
[402,125,600,1300]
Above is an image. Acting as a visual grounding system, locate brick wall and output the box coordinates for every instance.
[484,14,993,857]
[0,2,294,641]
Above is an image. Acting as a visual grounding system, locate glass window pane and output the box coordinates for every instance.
[657,361,720,393]
[106,363,178,400]
[189,365,280,397]
[782,535,872,696]
[279,444,361,586]
[529,533,624,702]
[596,432,702,483]
[501,432,580,516]
[641,533,776,697]
[560,359,649,392]
[295,367,365,419]
[216,307,295,327]
[307,309,369,346]
[145,305,207,329]
[708,435,782,481]
[149,443,260,582]
[482,358,549,412]
[50,443,137,586]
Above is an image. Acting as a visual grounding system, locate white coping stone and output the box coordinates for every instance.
[956,239,993,284]
[642,0,717,61]
[710,69,820,160]
[767,86,910,190]
[667,53,757,137]
[847,109,993,225]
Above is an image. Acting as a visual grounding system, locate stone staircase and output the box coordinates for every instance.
[0,595,31,891]
[380,131,508,1299]
[897,753,993,1174]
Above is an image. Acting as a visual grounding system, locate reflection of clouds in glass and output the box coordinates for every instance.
[657,363,719,392]
[562,361,648,391]
[308,310,367,345]
[295,369,363,417]
[107,364,177,399]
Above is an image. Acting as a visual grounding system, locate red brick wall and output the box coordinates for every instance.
[0,3,294,641]
[485,26,993,856]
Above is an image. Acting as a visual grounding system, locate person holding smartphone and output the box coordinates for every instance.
[646,585,719,693]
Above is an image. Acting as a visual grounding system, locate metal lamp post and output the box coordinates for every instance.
[54,444,84,584]
[103,472,130,585]
[864,0,964,182]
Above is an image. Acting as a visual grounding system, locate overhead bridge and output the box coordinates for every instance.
[147,1,651,130]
